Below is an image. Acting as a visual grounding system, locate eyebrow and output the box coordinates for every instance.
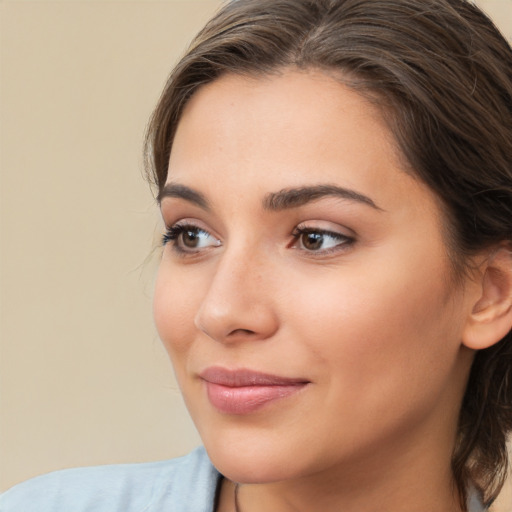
[158,182,382,212]
[263,184,383,211]
[158,183,210,210]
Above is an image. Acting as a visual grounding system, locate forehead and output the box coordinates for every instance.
[173,70,393,155]
[172,72,393,166]
[167,70,437,220]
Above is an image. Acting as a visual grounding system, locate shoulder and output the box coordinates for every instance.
[0,446,220,512]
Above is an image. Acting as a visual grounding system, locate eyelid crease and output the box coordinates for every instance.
[293,219,356,237]
[292,226,353,238]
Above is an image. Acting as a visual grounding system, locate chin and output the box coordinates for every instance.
[200,428,305,484]
[207,450,296,484]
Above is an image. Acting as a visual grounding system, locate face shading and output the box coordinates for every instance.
[154,70,475,486]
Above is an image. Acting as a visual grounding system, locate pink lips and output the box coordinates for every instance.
[200,367,309,415]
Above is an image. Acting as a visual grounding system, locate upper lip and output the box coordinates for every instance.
[199,367,310,387]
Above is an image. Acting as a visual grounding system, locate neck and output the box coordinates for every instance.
[218,425,464,512]
[232,468,462,512]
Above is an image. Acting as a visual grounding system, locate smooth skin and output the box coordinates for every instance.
[154,70,511,512]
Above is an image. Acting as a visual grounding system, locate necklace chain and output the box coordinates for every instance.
[234,482,241,512]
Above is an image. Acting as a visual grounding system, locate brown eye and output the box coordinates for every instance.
[301,232,324,251]
[182,229,202,248]
[177,226,220,251]
[293,227,354,253]
[162,224,221,252]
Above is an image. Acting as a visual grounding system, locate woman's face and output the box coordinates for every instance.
[154,71,474,483]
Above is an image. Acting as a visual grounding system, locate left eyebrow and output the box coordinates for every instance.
[263,184,384,211]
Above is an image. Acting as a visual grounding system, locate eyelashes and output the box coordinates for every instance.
[162,223,221,254]
[162,222,355,256]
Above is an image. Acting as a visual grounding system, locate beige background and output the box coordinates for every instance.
[0,0,511,509]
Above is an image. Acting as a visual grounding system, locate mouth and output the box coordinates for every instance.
[199,367,310,415]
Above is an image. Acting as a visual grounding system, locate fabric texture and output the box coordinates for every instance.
[0,447,219,512]
[0,446,488,511]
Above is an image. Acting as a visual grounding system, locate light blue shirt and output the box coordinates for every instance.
[0,446,487,511]
[0,447,219,512]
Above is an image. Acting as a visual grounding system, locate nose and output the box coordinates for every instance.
[194,247,279,344]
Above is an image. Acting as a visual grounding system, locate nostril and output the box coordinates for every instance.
[228,328,256,337]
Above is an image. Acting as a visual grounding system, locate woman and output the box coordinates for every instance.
[2,0,511,511]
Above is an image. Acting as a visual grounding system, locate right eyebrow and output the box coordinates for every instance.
[157,183,210,210]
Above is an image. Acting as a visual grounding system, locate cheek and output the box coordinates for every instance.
[290,249,462,398]
[281,262,464,456]
[153,262,200,359]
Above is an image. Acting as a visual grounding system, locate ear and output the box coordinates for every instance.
[463,244,512,350]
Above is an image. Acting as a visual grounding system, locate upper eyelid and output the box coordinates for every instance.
[166,221,217,239]
[164,218,214,233]
[294,220,356,237]
[163,218,356,241]
[294,225,351,234]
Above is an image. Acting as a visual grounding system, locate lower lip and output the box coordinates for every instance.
[204,382,307,415]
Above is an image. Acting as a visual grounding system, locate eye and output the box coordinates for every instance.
[162,223,221,254]
[292,227,354,254]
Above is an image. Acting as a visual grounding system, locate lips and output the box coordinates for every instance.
[199,367,309,415]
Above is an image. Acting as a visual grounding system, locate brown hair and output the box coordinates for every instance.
[145,0,512,507]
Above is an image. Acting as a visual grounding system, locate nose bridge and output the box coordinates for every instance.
[194,240,278,343]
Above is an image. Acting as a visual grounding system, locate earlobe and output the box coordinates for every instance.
[462,245,512,350]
